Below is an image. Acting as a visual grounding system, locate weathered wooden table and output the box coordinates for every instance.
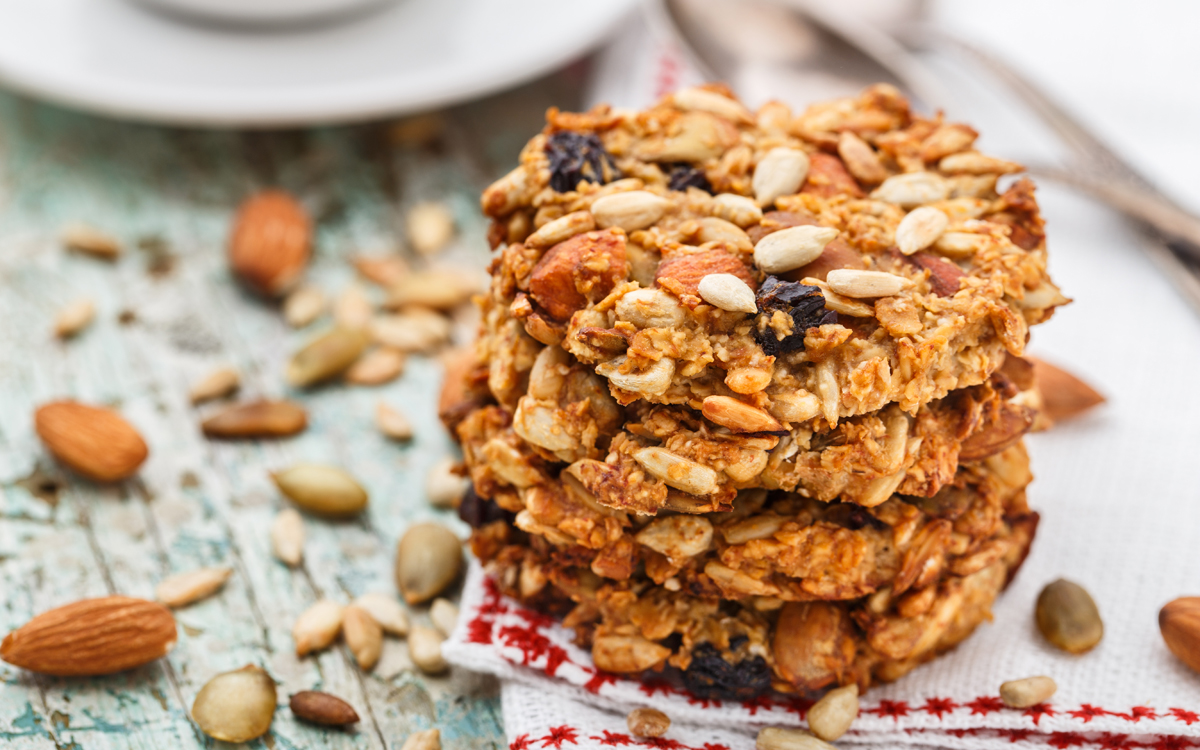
[0,68,588,749]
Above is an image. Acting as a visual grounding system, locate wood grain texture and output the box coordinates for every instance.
[0,69,588,749]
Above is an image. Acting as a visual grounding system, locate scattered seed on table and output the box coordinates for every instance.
[805,683,858,741]
[271,508,305,567]
[426,457,469,509]
[352,592,410,637]
[290,690,360,726]
[626,707,670,738]
[155,567,233,608]
[430,598,459,638]
[407,625,448,674]
[395,522,463,604]
[192,665,276,742]
[293,599,344,657]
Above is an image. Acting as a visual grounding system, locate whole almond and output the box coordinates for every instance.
[54,298,96,338]
[1030,357,1105,423]
[293,600,344,656]
[155,567,233,608]
[271,508,305,567]
[1,596,176,675]
[272,464,368,518]
[343,604,383,670]
[201,400,307,439]
[35,401,149,482]
[286,328,369,387]
[1159,597,1200,674]
[189,367,240,404]
[228,191,311,296]
[62,223,121,260]
[352,593,410,637]
[290,690,360,726]
[193,665,276,742]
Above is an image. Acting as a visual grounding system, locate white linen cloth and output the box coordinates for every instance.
[445,3,1200,747]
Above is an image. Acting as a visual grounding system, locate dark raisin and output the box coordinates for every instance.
[754,276,834,356]
[457,486,511,528]
[682,643,773,700]
[666,163,712,193]
[821,503,888,532]
[545,131,620,193]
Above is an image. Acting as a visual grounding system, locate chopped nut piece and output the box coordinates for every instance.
[155,567,233,608]
[407,201,456,256]
[62,224,121,260]
[626,707,670,738]
[1000,675,1057,708]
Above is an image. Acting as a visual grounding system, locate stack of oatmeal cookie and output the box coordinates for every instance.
[442,84,1065,699]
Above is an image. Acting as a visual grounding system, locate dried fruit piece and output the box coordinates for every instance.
[545,131,621,192]
[408,625,448,674]
[54,299,96,338]
[376,402,414,441]
[293,600,344,656]
[189,367,240,404]
[1000,675,1057,708]
[430,598,459,637]
[35,401,149,482]
[697,273,758,313]
[754,277,834,356]
[272,464,368,518]
[1160,598,1200,674]
[667,163,711,193]
[627,707,670,738]
[352,592,409,636]
[228,191,311,296]
[283,285,327,328]
[806,684,858,741]
[407,201,455,256]
[826,269,912,298]
[290,690,360,726]
[345,347,406,385]
[201,400,307,439]
[286,328,369,387]
[1030,357,1105,423]
[193,665,276,742]
[271,508,305,567]
[1036,579,1103,654]
[155,567,233,608]
[343,604,383,670]
[62,223,121,260]
[426,458,469,509]
[1,596,176,676]
[395,523,463,604]
[756,727,834,750]
[400,728,442,750]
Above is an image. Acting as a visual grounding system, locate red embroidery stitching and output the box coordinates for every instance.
[919,697,959,719]
[1046,731,1087,748]
[637,739,685,749]
[1069,704,1110,723]
[510,734,533,750]
[1024,702,1056,725]
[867,700,910,720]
[1170,707,1200,725]
[1115,706,1158,722]
[1096,734,1133,749]
[538,725,579,748]
[583,669,619,694]
[965,696,1005,715]
[591,730,634,747]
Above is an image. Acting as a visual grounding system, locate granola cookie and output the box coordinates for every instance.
[468,443,1037,698]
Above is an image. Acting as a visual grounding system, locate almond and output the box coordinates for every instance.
[1030,357,1105,423]
[201,400,307,439]
[801,153,864,199]
[35,401,149,482]
[957,401,1035,461]
[1,596,176,675]
[228,191,311,296]
[290,690,360,726]
[529,229,628,320]
[1160,597,1200,674]
[655,248,755,303]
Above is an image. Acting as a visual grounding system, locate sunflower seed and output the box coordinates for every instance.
[754,226,838,274]
[525,211,596,248]
[590,191,669,232]
[155,567,233,609]
[290,690,360,726]
[756,727,834,750]
[286,328,369,387]
[354,255,409,287]
[595,356,675,395]
[62,223,121,260]
[933,231,986,258]
[632,447,718,496]
[386,269,478,311]
[54,299,95,338]
[426,458,469,509]
[272,464,368,518]
[271,508,305,567]
[201,400,307,438]
[430,598,459,637]
[293,600,344,656]
[1000,675,1057,708]
[635,515,714,560]
[938,151,1023,175]
[753,147,810,207]
[895,206,949,255]
[192,665,276,743]
[806,684,858,741]
[870,172,950,208]
[371,309,451,352]
[395,523,463,604]
[283,285,327,328]
[343,604,383,671]
[376,402,414,441]
[352,592,409,637]
[825,269,912,298]
[627,707,670,738]
[334,284,374,330]
[345,347,406,385]
[189,367,240,404]
[711,193,763,227]
[838,131,888,184]
[697,273,757,313]
[672,87,752,124]
[407,625,448,674]
[407,201,456,256]
[400,728,442,750]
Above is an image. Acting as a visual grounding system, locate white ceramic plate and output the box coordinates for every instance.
[0,0,641,126]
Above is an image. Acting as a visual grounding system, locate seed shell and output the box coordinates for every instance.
[192,664,277,742]
[395,523,463,604]
[1035,578,1103,654]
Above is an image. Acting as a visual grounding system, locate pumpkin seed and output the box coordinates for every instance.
[271,508,305,567]
[352,592,409,636]
[155,567,233,609]
[806,684,858,741]
[430,598,458,638]
[426,458,468,509]
[192,664,276,743]
[407,625,448,674]
[286,328,368,387]
[343,604,382,671]
[293,599,344,656]
[395,523,463,604]
[272,464,368,518]
[290,690,359,726]
[1036,578,1103,653]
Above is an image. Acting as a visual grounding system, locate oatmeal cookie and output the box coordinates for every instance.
[468,443,1037,698]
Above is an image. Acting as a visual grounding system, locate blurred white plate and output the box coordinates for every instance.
[0,0,641,126]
